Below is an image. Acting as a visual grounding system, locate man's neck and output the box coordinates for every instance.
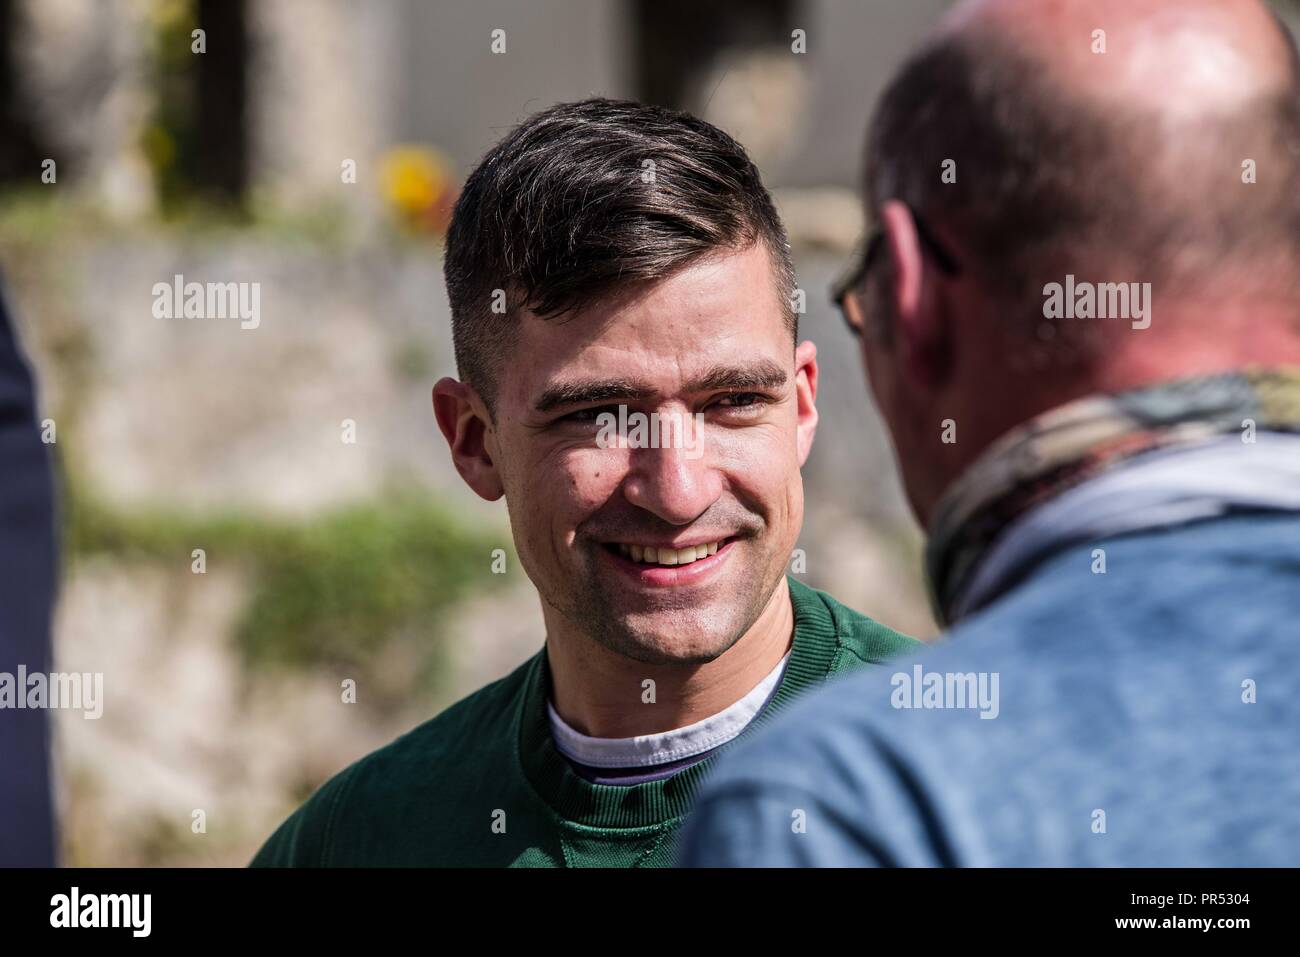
[544,580,795,739]
[918,303,1300,525]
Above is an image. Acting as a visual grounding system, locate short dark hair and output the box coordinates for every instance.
[864,26,1300,322]
[443,98,796,412]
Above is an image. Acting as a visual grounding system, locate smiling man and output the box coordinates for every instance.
[251,98,920,867]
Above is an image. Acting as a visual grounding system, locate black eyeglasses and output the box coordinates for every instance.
[831,210,961,338]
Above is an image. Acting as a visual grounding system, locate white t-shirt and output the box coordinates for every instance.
[547,649,792,769]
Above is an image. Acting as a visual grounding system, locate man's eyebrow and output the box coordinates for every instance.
[683,361,788,393]
[533,378,654,413]
[533,362,790,413]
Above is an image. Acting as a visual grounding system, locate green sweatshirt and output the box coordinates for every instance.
[251,577,920,867]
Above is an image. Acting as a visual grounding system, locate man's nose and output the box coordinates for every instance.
[621,442,721,526]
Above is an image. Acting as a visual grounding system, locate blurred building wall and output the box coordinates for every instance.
[11,0,1300,206]
[399,0,633,173]
[249,0,401,220]
[394,0,953,189]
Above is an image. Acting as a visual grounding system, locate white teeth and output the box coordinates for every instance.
[615,540,726,566]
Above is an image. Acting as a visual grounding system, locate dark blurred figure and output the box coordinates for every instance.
[0,281,57,866]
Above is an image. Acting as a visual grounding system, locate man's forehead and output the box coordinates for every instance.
[524,244,782,338]
[504,243,791,408]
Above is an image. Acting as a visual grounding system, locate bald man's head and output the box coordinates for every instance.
[942,0,1299,106]
[865,0,1300,339]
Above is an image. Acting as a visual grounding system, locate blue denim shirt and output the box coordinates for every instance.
[679,512,1300,866]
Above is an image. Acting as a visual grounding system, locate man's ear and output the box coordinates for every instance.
[793,339,819,467]
[433,377,505,501]
[880,199,953,391]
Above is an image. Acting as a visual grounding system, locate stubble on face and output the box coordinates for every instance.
[563,503,788,665]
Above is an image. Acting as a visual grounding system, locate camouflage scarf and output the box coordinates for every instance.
[925,366,1300,626]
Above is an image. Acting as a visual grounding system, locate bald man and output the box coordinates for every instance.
[679,0,1300,866]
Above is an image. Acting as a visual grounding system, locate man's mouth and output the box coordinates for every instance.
[606,539,728,567]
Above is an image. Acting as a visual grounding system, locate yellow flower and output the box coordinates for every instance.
[379,146,455,233]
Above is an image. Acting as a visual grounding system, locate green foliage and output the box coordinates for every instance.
[68,485,504,691]
[142,0,201,214]
[390,338,435,383]
[233,497,491,673]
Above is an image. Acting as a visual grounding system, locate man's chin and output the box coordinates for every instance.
[597,607,750,665]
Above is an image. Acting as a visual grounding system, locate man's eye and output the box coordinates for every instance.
[715,392,765,409]
[560,406,616,425]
